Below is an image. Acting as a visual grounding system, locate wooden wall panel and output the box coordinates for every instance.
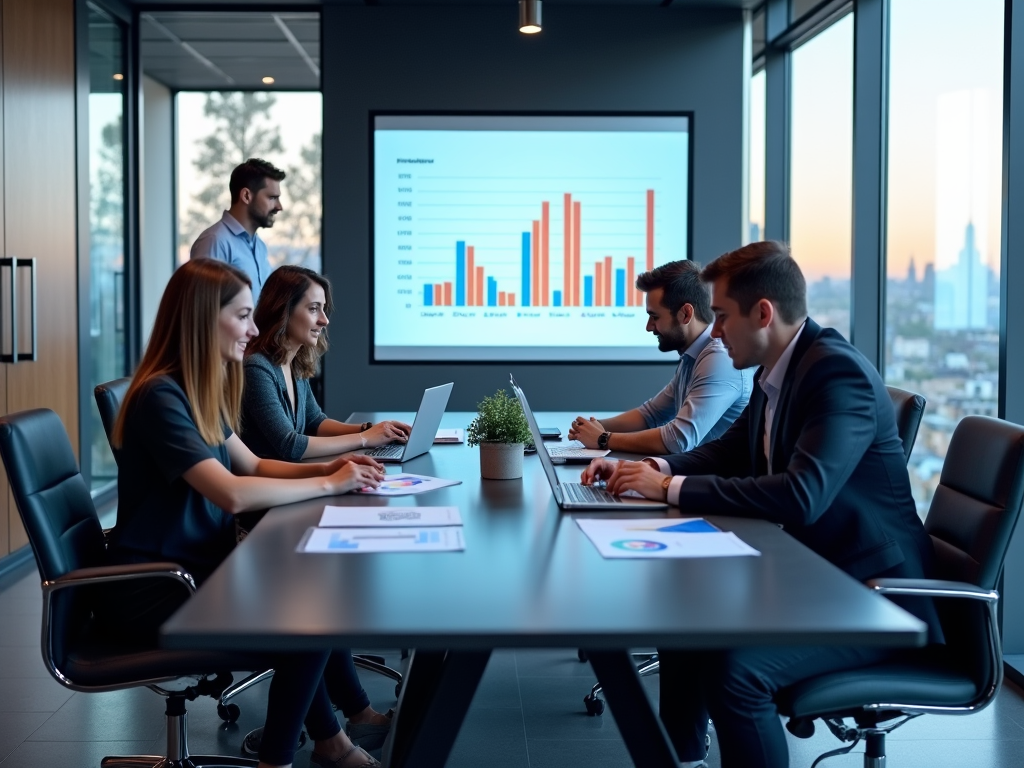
[3,0,78,552]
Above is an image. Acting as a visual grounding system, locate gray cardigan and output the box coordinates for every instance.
[240,351,328,461]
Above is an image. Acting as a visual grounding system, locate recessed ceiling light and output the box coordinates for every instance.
[112,73,124,81]
[262,76,275,85]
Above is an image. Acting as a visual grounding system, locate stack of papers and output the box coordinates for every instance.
[576,518,760,559]
[299,506,465,554]
[434,429,465,444]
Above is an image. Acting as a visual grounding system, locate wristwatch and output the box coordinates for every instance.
[661,474,673,502]
[360,421,373,432]
[597,431,612,450]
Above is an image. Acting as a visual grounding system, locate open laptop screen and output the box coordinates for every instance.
[509,374,562,494]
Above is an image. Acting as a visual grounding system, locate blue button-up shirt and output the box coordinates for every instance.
[637,324,754,453]
[190,211,272,302]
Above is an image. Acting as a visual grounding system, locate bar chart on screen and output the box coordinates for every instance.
[373,115,690,361]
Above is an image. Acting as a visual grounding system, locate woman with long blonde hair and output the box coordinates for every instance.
[108,259,383,768]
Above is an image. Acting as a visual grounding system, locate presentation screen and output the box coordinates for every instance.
[372,114,692,362]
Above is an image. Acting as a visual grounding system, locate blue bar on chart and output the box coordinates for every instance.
[424,284,433,306]
[521,232,531,307]
[584,276,594,307]
[455,241,466,306]
[553,290,562,307]
[615,269,626,307]
[487,277,498,307]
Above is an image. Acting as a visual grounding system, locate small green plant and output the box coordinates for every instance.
[467,389,532,446]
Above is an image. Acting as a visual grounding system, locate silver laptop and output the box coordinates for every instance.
[509,375,668,510]
[363,382,454,463]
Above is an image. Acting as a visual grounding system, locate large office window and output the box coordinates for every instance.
[176,91,323,272]
[749,68,766,243]
[88,3,128,486]
[789,13,853,339]
[884,0,1004,515]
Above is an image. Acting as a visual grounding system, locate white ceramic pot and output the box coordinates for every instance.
[479,441,525,480]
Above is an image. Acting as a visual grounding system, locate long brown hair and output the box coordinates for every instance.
[112,259,251,447]
[245,265,333,379]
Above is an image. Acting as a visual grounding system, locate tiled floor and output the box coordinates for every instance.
[2,558,1024,767]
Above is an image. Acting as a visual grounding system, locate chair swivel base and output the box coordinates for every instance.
[101,694,257,768]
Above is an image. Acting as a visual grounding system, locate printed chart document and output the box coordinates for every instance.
[357,473,462,496]
[299,526,465,554]
[576,518,760,559]
[319,506,463,528]
[434,429,465,444]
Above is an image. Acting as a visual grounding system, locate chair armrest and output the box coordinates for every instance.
[43,562,197,595]
[867,578,998,603]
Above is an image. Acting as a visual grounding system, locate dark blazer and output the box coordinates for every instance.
[666,318,943,642]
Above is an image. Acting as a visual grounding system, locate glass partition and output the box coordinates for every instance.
[884,0,1004,516]
[789,13,853,338]
[88,3,127,487]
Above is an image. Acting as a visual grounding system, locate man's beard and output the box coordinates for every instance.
[655,325,686,353]
[250,206,276,229]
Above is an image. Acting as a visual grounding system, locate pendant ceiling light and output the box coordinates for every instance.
[519,0,542,34]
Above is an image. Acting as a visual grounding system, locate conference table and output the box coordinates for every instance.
[161,411,928,768]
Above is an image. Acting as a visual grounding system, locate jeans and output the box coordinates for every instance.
[657,645,895,768]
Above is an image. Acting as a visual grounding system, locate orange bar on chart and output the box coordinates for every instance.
[541,202,550,307]
[499,292,506,307]
[646,189,655,271]
[508,292,516,305]
[433,284,442,306]
[626,257,635,306]
[563,194,573,308]
[603,256,613,306]
[475,266,484,306]
[443,282,452,306]
[594,261,604,307]
[532,219,541,306]
[573,202,582,306]
[467,246,476,306]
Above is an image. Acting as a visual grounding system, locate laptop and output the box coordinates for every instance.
[362,382,454,463]
[509,375,668,510]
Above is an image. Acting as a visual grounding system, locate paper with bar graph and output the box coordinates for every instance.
[373,115,690,361]
[299,526,466,554]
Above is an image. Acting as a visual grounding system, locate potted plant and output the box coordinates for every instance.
[467,389,532,480]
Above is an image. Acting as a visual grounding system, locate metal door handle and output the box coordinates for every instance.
[0,257,37,363]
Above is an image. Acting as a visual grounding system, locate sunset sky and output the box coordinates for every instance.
[750,0,1004,283]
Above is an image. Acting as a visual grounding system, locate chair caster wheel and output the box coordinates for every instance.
[584,694,604,716]
[217,702,240,723]
[577,649,588,663]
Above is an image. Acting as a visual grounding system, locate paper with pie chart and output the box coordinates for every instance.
[575,518,760,559]
[356,473,462,496]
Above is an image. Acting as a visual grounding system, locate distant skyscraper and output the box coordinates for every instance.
[907,256,917,285]
[749,222,761,243]
[933,88,994,331]
[935,222,989,330]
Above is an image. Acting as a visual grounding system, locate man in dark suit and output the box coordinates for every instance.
[581,242,941,768]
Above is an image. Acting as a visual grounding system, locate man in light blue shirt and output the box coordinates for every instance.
[190,158,285,302]
[569,260,754,455]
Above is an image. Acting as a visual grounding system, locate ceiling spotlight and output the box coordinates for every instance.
[112,73,124,81]
[262,76,275,84]
[519,0,541,34]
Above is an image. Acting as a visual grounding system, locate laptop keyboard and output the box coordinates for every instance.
[364,444,404,459]
[548,440,609,459]
[562,483,622,504]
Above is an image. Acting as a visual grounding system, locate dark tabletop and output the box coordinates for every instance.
[161,412,927,652]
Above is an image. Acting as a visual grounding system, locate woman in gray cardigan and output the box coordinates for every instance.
[240,266,407,754]
[241,266,410,461]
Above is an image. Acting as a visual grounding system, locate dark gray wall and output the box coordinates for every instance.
[321,4,745,414]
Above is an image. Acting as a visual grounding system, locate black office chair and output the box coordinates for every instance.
[0,408,263,768]
[93,379,404,725]
[779,414,1024,768]
[580,386,929,716]
[886,385,927,463]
